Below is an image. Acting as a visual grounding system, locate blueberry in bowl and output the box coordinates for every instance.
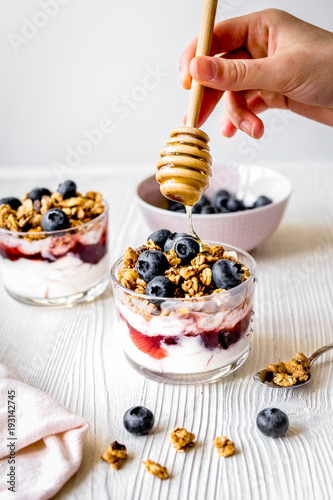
[136,164,292,251]
[254,195,272,208]
[201,205,218,214]
[210,189,230,211]
[0,182,110,306]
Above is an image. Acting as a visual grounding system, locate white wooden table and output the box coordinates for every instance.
[0,162,332,500]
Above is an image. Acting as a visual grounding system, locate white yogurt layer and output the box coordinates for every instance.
[118,300,251,337]
[0,253,109,299]
[118,300,253,374]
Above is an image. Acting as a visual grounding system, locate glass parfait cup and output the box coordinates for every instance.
[0,204,109,307]
[111,242,256,384]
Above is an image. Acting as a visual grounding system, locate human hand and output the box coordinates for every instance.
[180,9,333,138]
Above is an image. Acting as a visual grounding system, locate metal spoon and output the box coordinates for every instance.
[253,342,333,388]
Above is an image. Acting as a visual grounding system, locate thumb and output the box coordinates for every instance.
[190,55,283,93]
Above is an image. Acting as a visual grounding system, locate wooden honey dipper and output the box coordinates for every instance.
[156,0,218,208]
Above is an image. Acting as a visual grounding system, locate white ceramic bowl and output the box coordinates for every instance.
[136,164,292,251]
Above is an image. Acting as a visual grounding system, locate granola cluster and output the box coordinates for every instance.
[0,189,104,238]
[117,240,250,299]
[142,459,169,479]
[101,429,237,478]
[265,352,310,387]
[101,441,128,469]
[170,427,195,452]
[213,436,235,457]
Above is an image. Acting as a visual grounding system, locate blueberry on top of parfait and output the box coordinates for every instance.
[145,276,175,303]
[148,229,172,249]
[0,197,22,211]
[174,236,200,264]
[57,180,77,199]
[212,259,242,290]
[136,250,169,283]
[27,188,51,202]
[41,208,71,231]
[164,232,189,253]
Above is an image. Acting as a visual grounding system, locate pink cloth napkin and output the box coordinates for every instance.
[0,363,89,500]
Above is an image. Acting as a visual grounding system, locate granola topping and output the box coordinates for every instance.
[170,426,195,452]
[117,240,250,300]
[0,187,104,238]
[101,441,127,470]
[265,352,310,387]
[142,459,169,479]
[213,436,235,457]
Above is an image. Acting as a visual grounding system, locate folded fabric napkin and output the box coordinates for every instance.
[0,363,89,500]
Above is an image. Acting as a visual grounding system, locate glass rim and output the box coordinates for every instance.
[110,240,256,303]
[0,200,109,238]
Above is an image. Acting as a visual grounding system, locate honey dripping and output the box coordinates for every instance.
[156,127,212,248]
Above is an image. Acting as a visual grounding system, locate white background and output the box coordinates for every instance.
[0,0,332,179]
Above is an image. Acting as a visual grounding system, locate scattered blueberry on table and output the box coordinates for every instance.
[123,406,155,436]
[256,408,289,438]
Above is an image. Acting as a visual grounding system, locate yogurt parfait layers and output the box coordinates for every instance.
[111,230,256,384]
[0,181,109,306]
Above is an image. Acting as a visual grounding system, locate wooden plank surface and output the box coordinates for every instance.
[0,162,332,500]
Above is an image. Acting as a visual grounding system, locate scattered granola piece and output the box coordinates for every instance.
[101,441,127,470]
[170,426,195,452]
[142,459,168,479]
[213,436,235,457]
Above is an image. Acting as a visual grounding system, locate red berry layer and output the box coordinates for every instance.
[119,308,252,360]
[0,228,107,264]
